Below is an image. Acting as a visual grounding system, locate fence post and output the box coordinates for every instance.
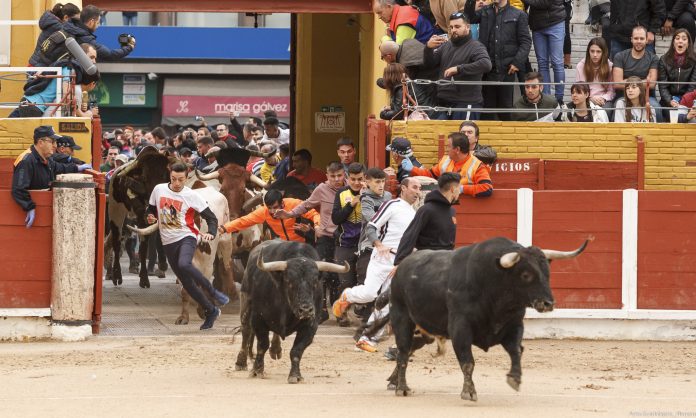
[51,173,96,324]
[635,135,645,190]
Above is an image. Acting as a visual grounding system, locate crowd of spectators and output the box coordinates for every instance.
[375,0,696,124]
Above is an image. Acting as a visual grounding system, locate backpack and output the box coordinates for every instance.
[39,30,72,66]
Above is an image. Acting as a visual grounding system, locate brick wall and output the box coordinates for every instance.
[0,118,93,163]
[390,121,696,190]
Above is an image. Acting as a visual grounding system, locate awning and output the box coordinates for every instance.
[161,78,289,126]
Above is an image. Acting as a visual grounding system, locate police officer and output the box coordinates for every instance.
[50,135,85,165]
[12,126,91,228]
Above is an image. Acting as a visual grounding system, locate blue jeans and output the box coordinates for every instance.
[122,12,138,26]
[610,39,656,60]
[532,21,565,102]
[435,102,482,121]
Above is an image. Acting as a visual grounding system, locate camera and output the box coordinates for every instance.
[194,116,204,121]
[118,33,135,47]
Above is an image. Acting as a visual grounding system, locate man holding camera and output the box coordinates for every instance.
[64,5,135,61]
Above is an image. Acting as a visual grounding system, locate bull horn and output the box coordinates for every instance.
[248,149,276,159]
[315,261,350,273]
[242,192,264,213]
[541,239,591,260]
[257,255,288,272]
[127,222,159,237]
[195,169,220,181]
[499,252,521,268]
[250,174,268,189]
[115,160,137,177]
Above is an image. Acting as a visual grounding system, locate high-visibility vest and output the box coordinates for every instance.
[438,154,482,185]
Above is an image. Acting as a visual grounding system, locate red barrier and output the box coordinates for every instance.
[638,191,696,310]
[0,190,53,308]
[455,190,517,246]
[365,115,387,169]
[532,191,623,309]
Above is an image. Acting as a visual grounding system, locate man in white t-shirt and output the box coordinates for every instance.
[332,177,422,352]
[147,162,228,330]
[261,117,289,145]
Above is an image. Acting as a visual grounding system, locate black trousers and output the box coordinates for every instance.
[674,12,696,46]
[163,236,215,313]
[316,236,339,306]
[482,72,515,121]
[335,245,358,296]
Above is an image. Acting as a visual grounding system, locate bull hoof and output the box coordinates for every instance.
[395,386,412,397]
[235,363,248,371]
[270,347,282,360]
[460,382,478,402]
[387,383,396,391]
[139,276,150,288]
[287,375,304,384]
[175,316,188,325]
[154,269,166,278]
[506,374,521,392]
[249,368,265,378]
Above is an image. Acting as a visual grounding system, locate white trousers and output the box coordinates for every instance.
[345,250,393,304]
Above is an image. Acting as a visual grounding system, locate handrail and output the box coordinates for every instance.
[0,67,76,116]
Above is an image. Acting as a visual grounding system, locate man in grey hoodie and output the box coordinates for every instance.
[511,71,561,121]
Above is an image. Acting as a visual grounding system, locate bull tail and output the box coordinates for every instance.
[374,288,390,310]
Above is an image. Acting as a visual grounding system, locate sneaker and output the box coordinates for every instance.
[200,307,221,330]
[331,291,350,319]
[384,346,397,361]
[355,338,377,353]
[212,289,230,307]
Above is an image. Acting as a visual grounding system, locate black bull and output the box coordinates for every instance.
[372,236,588,401]
[234,240,349,383]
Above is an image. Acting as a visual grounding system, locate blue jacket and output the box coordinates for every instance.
[29,11,64,66]
[12,146,78,211]
[63,18,133,61]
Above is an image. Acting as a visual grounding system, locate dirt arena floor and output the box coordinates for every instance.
[0,271,694,417]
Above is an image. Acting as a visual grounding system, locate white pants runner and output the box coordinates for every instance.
[344,250,393,304]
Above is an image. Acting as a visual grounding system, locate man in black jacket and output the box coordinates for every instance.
[393,172,461,266]
[465,0,531,121]
[12,126,91,228]
[607,0,666,58]
[50,135,85,165]
[63,5,135,62]
[424,12,492,120]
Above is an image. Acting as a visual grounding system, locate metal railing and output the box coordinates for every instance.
[0,67,76,117]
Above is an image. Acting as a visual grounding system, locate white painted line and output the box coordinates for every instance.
[517,188,533,246]
[525,308,696,320]
[0,308,50,317]
[622,189,639,311]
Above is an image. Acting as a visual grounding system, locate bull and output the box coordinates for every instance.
[381,236,588,401]
[234,239,349,383]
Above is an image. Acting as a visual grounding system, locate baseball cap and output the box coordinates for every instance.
[114,154,128,164]
[179,147,193,157]
[56,135,82,150]
[34,125,61,141]
[386,137,413,158]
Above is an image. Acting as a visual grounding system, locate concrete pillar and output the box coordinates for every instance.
[51,173,96,322]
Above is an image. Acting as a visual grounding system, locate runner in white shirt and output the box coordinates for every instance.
[332,177,422,352]
[147,162,228,330]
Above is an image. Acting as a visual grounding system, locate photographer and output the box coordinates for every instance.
[64,5,135,61]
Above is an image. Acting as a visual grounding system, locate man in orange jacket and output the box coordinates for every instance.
[218,189,320,242]
[403,132,493,198]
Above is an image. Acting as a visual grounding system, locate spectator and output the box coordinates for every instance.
[405,132,493,197]
[384,137,423,182]
[150,127,167,146]
[614,76,657,122]
[337,137,357,171]
[28,3,80,66]
[430,0,467,33]
[678,89,696,122]
[10,44,100,118]
[101,146,119,172]
[378,40,438,101]
[287,149,327,191]
[560,83,610,122]
[133,129,144,143]
[465,0,532,121]
[331,163,367,325]
[379,62,434,120]
[424,12,492,120]
[242,123,264,146]
[273,144,290,181]
[658,29,696,120]
[663,1,696,43]
[12,126,90,227]
[459,120,498,165]
[195,136,214,171]
[612,26,660,120]
[63,5,135,62]
[215,123,243,148]
[179,147,195,164]
[197,126,210,138]
[524,0,567,104]
[374,0,435,44]
[511,71,560,121]
[122,11,138,26]
[51,135,85,165]
[607,0,665,58]
[261,117,289,145]
[575,37,615,113]
[257,143,279,184]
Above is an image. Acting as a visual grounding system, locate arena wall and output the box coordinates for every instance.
[390,121,696,190]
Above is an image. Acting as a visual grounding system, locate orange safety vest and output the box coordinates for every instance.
[437,154,483,185]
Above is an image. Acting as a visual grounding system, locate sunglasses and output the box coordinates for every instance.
[450,11,465,19]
